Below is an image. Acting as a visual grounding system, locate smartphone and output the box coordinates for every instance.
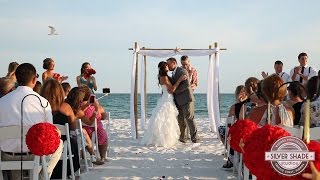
[103,88,110,94]
[89,95,96,103]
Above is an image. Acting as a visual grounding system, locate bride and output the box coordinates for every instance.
[141,61,187,147]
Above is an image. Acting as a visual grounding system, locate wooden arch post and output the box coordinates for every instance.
[143,54,147,127]
[134,42,138,138]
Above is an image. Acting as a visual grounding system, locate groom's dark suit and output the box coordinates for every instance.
[171,66,199,142]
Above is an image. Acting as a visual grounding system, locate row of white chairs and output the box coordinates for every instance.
[0,112,111,180]
[224,116,320,180]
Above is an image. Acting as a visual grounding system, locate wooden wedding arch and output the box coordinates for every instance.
[129,42,226,139]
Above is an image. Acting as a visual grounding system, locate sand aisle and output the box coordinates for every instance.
[81,119,235,179]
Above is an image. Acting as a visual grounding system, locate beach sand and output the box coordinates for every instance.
[81,119,236,179]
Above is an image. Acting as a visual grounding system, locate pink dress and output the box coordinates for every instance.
[83,105,108,145]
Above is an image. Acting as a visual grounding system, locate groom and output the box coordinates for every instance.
[166,57,200,143]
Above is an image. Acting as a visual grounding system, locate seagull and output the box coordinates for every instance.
[48,26,58,35]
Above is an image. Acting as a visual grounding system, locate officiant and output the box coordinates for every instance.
[180,55,198,92]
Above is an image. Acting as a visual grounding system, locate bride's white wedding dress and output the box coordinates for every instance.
[141,85,180,147]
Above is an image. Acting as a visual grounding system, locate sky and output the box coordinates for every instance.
[0,1,320,93]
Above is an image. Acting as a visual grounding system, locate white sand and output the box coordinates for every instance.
[81,119,236,180]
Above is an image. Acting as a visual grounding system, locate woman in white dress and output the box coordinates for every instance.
[141,61,187,147]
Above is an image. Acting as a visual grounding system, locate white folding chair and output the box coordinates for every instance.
[104,111,111,157]
[233,151,239,175]
[310,126,320,140]
[243,159,249,180]
[238,154,257,180]
[0,126,47,180]
[54,123,75,180]
[76,120,90,172]
[281,126,304,139]
[91,119,100,159]
[224,116,235,159]
[238,154,243,179]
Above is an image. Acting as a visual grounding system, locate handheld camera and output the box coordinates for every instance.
[103,88,110,94]
[89,95,96,103]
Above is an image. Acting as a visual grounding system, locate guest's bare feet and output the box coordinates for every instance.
[91,155,105,165]
[101,158,109,162]
[92,159,105,165]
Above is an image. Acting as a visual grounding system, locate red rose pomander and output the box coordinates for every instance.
[26,122,60,156]
[302,140,320,177]
[243,125,291,178]
[227,119,258,153]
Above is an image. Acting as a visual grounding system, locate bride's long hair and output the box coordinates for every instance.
[158,61,168,85]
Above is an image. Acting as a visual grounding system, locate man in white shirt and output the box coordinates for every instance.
[0,63,62,179]
[261,60,290,83]
[290,52,317,84]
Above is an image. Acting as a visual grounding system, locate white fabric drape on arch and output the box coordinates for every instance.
[140,55,146,130]
[207,50,220,133]
[130,48,221,139]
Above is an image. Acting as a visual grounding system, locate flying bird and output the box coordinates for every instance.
[48,26,58,35]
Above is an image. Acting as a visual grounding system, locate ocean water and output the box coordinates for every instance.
[97,93,235,120]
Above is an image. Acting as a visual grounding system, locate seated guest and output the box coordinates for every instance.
[218,85,246,144]
[299,72,320,127]
[220,85,247,170]
[40,81,83,179]
[42,83,104,179]
[239,77,266,120]
[222,79,267,169]
[6,61,19,87]
[78,85,109,162]
[248,74,294,127]
[0,63,63,179]
[222,77,262,169]
[61,82,71,97]
[0,77,15,98]
[33,81,42,94]
[285,82,304,125]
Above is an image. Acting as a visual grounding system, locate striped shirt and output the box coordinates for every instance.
[185,66,198,91]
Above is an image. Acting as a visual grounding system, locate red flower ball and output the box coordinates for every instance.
[259,141,320,180]
[243,125,291,178]
[88,68,96,75]
[53,73,61,80]
[227,119,258,153]
[26,122,60,156]
[84,69,96,79]
[302,140,320,178]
